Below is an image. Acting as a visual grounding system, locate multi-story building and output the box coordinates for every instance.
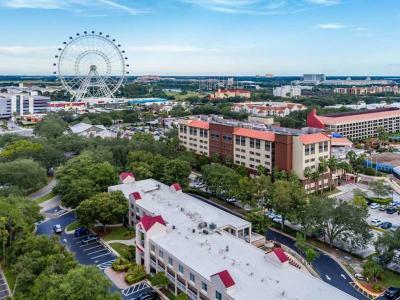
[232,102,307,117]
[178,117,331,191]
[307,108,400,140]
[109,179,353,300]
[0,94,50,119]
[334,86,400,95]
[209,89,251,100]
[272,86,302,98]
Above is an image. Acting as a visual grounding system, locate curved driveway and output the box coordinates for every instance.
[267,229,370,300]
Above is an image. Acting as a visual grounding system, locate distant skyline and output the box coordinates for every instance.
[0,0,399,76]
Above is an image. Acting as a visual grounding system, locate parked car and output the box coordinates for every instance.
[226,198,238,204]
[53,224,62,234]
[138,291,159,300]
[379,205,387,212]
[273,215,283,224]
[383,287,400,300]
[389,225,399,232]
[371,218,383,227]
[74,227,90,237]
[81,234,100,245]
[386,207,398,214]
[381,222,393,230]
[370,203,380,209]
[354,273,365,281]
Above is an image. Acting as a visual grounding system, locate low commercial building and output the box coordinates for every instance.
[68,122,115,138]
[109,179,353,300]
[307,108,400,140]
[209,89,251,100]
[273,86,302,98]
[334,86,400,95]
[178,117,331,191]
[364,152,400,175]
[232,102,307,117]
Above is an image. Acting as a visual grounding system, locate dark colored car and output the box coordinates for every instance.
[381,222,393,230]
[384,287,400,299]
[81,234,99,245]
[138,291,159,300]
[386,207,398,214]
[74,227,90,237]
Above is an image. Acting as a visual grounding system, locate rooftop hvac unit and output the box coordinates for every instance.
[209,222,217,230]
[226,245,229,252]
[202,229,209,235]
[198,222,207,229]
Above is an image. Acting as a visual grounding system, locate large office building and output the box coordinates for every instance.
[109,179,353,300]
[0,93,50,118]
[178,117,331,191]
[232,102,307,117]
[307,108,400,140]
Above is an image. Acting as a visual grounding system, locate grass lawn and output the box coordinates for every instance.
[1,264,15,291]
[34,192,56,204]
[102,226,135,241]
[66,220,83,232]
[380,269,400,288]
[109,243,133,260]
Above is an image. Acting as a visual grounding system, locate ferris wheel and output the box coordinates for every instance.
[53,31,130,101]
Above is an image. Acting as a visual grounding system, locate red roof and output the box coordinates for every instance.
[299,133,330,145]
[170,183,182,192]
[188,120,209,130]
[119,172,134,181]
[130,192,142,201]
[212,270,235,288]
[140,215,166,231]
[233,127,275,142]
[273,247,289,263]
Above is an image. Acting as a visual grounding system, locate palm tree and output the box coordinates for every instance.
[303,167,312,192]
[310,171,320,194]
[318,158,329,194]
[346,150,357,167]
[327,157,338,191]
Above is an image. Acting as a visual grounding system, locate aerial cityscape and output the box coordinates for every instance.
[1,1,400,300]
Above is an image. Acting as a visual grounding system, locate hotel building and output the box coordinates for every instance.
[109,179,353,300]
[307,108,400,140]
[0,94,50,119]
[178,117,331,191]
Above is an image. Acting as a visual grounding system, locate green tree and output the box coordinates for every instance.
[270,180,306,229]
[175,294,189,300]
[375,228,400,263]
[76,191,128,229]
[201,163,241,199]
[0,159,47,193]
[377,126,389,148]
[0,140,44,160]
[369,180,391,199]
[30,266,119,300]
[162,159,191,187]
[149,272,169,289]
[0,216,9,264]
[34,114,67,139]
[247,210,270,234]
[363,259,383,283]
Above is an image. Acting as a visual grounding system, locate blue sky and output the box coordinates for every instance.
[0,0,399,76]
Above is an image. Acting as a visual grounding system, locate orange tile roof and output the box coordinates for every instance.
[319,109,400,125]
[299,133,330,145]
[188,120,209,130]
[233,127,275,141]
[331,137,353,147]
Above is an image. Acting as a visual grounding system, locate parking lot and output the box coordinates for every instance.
[0,272,9,300]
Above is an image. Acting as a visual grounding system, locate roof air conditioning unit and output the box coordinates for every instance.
[198,222,207,229]
[209,222,217,230]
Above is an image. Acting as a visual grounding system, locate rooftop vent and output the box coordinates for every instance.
[198,222,207,229]
[209,222,217,230]
[203,229,209,235]
[225,245,229,252]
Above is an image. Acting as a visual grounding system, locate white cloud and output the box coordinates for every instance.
[0,0,148,15]
[180,0,340,15]
[314,23,345,29]
[0,45,55,55]
[126,44,219,53]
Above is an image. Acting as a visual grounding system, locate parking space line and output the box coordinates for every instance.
[82,245,103,252]
[90,252,111,260]
[0,288,7,293]
[79,242,100,248]
[73,236,90,241]
[87,249,108,256]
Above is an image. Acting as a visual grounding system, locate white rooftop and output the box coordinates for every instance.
[70,122,107,134]
[109,179,354,300]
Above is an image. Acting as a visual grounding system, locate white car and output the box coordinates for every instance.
[369,203,380,209]
[370,218,383,227]
[354,273,365,281]
[273,215,283,223]
[53,224,63,234]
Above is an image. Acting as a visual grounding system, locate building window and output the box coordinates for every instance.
[201,282,208,292]
[150,244,155,252]
[178,264,184,274]
[255,139,261,149]
[215,291,222,300]
[235,136,240,145]
[168,257,173,266]
[249,138,255,148]
[265,142,271,151]
[159,250,164,258]
[190,273,195,283]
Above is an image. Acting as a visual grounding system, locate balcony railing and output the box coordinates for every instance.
[187,288,198,300]
[177,280,186,293]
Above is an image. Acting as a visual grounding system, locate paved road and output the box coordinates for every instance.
[267,229,370,300]
[29,178,56,200]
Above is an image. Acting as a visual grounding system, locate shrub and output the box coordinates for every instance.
[112,257,132,272]
[371,283,383,293]
[366,197,392,205]
[125,265,146,285]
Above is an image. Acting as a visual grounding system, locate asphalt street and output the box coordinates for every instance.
[29,178,56,200]
[267,229,370,300]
